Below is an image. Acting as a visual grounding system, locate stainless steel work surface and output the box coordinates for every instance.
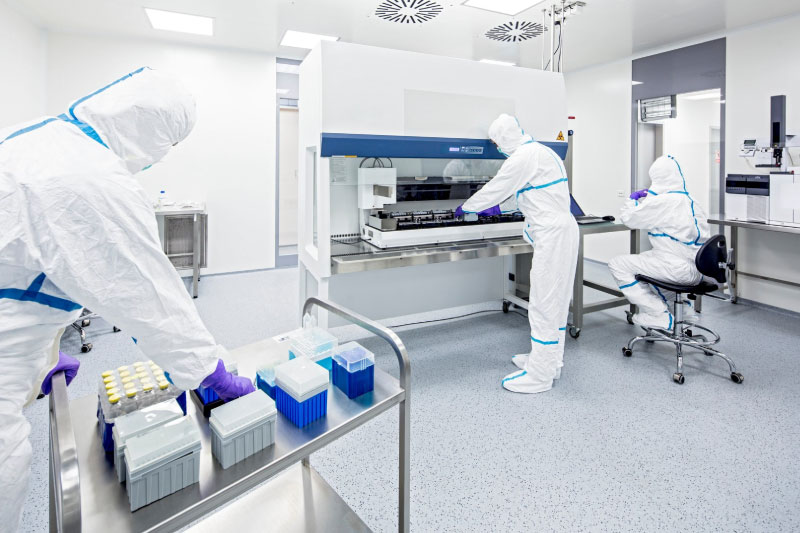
[71,338,404,532]
[708,215,800,235]
[330,222,629,274]
[186,463,372,533]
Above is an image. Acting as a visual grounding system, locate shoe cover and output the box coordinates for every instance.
[502,369,553,394]
[512,354,561,380]
[632,310,673,330]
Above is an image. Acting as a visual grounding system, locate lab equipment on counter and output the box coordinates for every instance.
[288,314,338,373]
[274,357,329,428]
[210,390,277,469]
[725,173,800,223]
[112,400,184,483]
[97,362,186,453]
[125,417,202,511]
[332,342,375,399]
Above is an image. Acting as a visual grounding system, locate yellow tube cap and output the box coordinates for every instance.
[142,383,154,392]
[124,382,136,390]
[126,389,137,398]
[108,394,121,404]
[101,370,114,378]
[159,382,169,390]
[106,388,120,396]
[104,382,118,390]
[117,365,128,372]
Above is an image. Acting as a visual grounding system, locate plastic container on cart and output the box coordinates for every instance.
[274,357,329,428]
[125,418,201,512]
[112,400,184,483]
[209,390,277,469]
[332,342,375,399]
[287,314,338,373]
[256,367,277,399]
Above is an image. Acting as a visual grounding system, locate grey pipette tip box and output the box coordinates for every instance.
[210,389,277,469]
[124,417,202,512]
[112,399,184,483]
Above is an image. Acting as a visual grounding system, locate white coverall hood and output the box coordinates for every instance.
[70,67,197,174]
[488,113,534,157]
[647,155,686,194]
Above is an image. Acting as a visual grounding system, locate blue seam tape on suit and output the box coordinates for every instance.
[619,280,639,289]
[0,273,81,312]
[531,335,559,345]
[517,177,569,198]
[502,370,527,384]
[68,66,148,120]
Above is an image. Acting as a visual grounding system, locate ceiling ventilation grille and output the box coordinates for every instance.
[485,21,544,42]
[375,0,444,24]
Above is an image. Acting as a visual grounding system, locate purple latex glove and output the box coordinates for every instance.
[201,359,255,401]
[478,205,502,217]
[41,351,80,395]
[629,189,649,200]
[454,205,465,218]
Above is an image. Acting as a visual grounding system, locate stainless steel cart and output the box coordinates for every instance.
[49,298,411,532]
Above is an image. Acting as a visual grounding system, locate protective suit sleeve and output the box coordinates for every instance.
[462,152,533,213]
[21,172,220,390]
[619,196,676,230]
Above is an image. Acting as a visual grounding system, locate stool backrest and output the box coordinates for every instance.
[695,235,728,284]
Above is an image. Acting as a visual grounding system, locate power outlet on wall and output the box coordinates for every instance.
[617,190,625,198]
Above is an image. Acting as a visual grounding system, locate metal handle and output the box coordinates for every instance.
[301,297,411,533]
[49,372,81,533]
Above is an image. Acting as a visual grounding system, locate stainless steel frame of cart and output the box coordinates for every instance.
[48,297,411,533]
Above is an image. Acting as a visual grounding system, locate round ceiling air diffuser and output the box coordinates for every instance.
[485,20,544,42]
[375,0,444,24]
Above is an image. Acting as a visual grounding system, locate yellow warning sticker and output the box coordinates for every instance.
[556,131,565,141]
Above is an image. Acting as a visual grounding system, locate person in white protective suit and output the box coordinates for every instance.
[459,114,579,394]
[608,155,711,329]
[0,67,253,533]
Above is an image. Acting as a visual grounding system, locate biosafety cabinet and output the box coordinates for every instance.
[298,41,568,325]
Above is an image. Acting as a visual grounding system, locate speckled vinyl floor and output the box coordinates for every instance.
[21,264,800,532]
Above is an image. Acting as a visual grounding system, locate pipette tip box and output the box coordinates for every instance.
[332,342,375,399]
[210,390,277,469]
[192,360,238,414]
[288,327,338,362]
[125,417,201,512]
[112,400,184,483]
[256,369,276,399]
[274,357,329,428]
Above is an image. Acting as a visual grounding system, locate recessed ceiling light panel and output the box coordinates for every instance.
[376,0,444,24]
[144,8,214,36]
[280,30,339,49]
[463,0,544,16]
[485,20,544,42]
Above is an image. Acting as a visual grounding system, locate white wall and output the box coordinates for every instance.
[46,33,277,275]
[0,1,46,128]
[725,15,800,312]
[565,60,633,263]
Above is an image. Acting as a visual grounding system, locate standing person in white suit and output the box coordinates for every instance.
[458,114,579,394]
[0,68,253,533]
[608,155,711,329]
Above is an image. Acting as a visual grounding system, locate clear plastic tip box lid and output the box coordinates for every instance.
[210,390,277,439]
[125,417,201,476]
[333,342,375,373]
[275,357,329,402]
[289,327,338,360]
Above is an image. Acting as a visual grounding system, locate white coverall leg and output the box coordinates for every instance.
[461,114,579,394]
[608,154,711,330]
[0,68,230,532]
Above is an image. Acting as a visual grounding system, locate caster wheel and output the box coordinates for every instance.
[685,329,693,337]
[502,301,511,314]
[81,343,93,353]
[673,373,685,384]
[625,311,634,325]
[113,326,121,333]
[622,347,633,357]
[81,319,91,328]
[569,326,580,339]
[731,372,744,384]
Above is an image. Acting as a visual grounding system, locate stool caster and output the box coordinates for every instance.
[625,311,634,325]
[622,347,632,357]
[113,326,121,332]
[81,343,93,353]
[730,372,744,384]
[81,319,91,328]
[673,373,685,384]
[569,326,581,339]
[502,301,511,313]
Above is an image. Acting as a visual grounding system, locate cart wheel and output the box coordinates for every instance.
[673,373,685,384]
[113,326,121,333]
[730,372,744,384]
[81,343,93,353]
[502,301,511,314]
[626,311,634,325]
[685,329,693,338]
[622,347,633,357]
[81,319,91,328]
[569,326,580,339]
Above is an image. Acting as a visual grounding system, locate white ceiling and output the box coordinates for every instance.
[7,0,800,71]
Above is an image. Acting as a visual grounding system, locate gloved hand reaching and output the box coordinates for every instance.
[478,205,502,217]
[201,359,255,401]
[41,352,80,395]
[629,189,649,200]
[454,205,465,218]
